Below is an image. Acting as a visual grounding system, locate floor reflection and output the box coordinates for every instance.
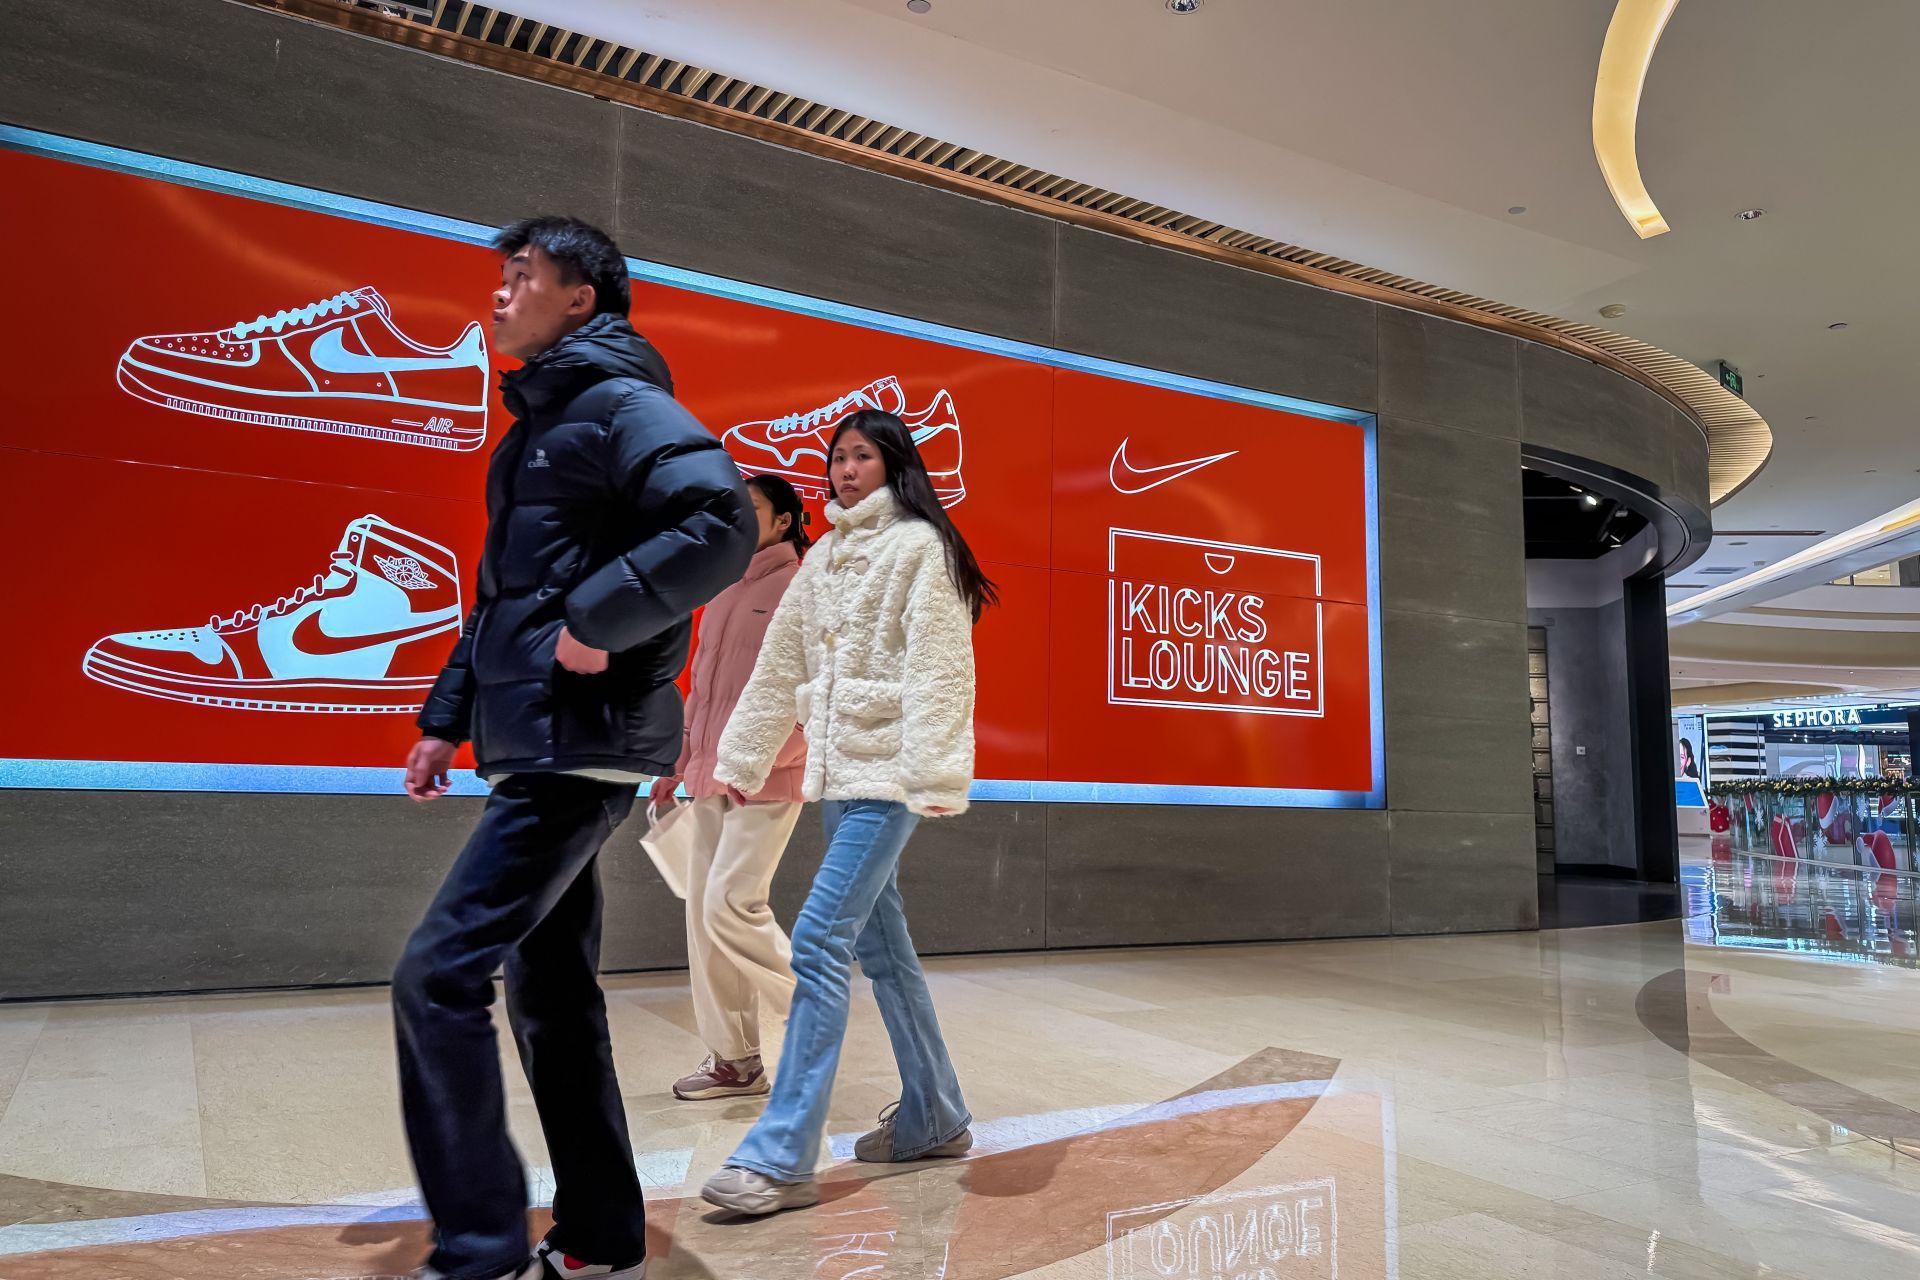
[1687,842,1920,967]
[5,843,1920,1277]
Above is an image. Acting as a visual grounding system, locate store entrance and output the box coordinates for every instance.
[1522,463,1679,886]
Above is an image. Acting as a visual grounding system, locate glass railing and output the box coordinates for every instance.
[1718,788,1917,872]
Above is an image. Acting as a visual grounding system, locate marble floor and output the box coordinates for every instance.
[3,842,1919,1278]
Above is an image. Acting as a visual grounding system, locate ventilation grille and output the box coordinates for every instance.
[296,0,1772,503]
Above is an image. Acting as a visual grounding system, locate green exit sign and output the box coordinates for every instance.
[1714,360,1744,398]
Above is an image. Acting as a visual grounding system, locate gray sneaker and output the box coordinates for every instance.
[700,1165,821,1217]
[853,1101,976,1163]
[673,1054,769,1101]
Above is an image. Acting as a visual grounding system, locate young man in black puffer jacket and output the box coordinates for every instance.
[394,217,753,1280]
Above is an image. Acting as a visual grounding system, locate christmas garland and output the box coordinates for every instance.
[1707,776,1920,800]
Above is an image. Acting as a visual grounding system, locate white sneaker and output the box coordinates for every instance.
[700,1164,821,1217]
[853,1101,975,1163]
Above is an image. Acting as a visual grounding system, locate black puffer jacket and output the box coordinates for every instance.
[418,314,754,778]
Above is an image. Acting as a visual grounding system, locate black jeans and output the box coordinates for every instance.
[393,772,646,1280]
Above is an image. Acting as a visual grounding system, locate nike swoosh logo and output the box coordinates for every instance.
[1109,438,1239,494]
[308,327,477,376]
[289,610,457,656]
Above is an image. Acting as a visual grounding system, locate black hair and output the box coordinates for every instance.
[827,410,998,623]
[491,216,631,317]
[747,473,812,557]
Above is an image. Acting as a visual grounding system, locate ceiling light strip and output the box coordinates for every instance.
[1592,0,1679,239]
[1669,497,1920,620]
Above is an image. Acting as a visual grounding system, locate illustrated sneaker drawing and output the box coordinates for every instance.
[115,287,490,451]
[906,387,965,508]
[722,375,966,507]
[82,515,464,714]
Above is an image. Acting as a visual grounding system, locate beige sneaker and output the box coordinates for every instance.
[672,1054,770,1101]
[853,1101,975,1163]
[700,1165,821,1216]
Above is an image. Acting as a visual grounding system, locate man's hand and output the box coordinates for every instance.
[556,626,610,675]
[405,737,458,802]
[649,775,682,808]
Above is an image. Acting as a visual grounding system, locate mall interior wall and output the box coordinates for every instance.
[0,0,1708,998]
[1527,603,1638,872]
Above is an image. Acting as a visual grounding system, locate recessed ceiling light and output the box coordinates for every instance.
[1735,208,1765,221]
[1583,494,1602,507]
[1166,0,1202,11]
[1508,205,1529,215]
[1828,322,1850,330]
[906,0,931,10]
[1730,541,1747,546]
[1599,303,1628,319]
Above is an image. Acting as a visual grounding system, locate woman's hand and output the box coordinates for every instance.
[649,775,682,808]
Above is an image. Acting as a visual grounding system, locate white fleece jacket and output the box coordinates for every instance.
[713,486,976,816]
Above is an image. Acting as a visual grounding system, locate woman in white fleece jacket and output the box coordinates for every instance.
[700,409,996,1218]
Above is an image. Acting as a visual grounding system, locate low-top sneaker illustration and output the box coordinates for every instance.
[903,386,964,508]
[722,376,966,507]
[672,1054,770,1101]
[83,515,463,714]
[115,286,490,450]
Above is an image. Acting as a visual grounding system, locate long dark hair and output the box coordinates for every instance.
[828,410,998,622]
[747,473,811,557]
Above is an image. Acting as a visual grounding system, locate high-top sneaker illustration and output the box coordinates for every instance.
[115,287,490,451]
[722,376,967,507]
[83,515,464,714]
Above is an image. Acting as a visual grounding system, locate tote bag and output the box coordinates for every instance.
[639,801,698,899]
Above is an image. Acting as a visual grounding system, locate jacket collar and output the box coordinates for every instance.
[743,540,800,580]
[500,313,672,423]
[825,486,899,535]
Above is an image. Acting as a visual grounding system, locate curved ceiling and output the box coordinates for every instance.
[285,0,1769,502]
[1670,580,1920,706]
[489,0,1912,591]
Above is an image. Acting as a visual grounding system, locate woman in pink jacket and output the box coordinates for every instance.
[652,474,810,1101]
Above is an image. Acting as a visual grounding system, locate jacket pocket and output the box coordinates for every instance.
[835,677,903,758]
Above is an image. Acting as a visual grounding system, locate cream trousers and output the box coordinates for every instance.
[682,794,803,1060]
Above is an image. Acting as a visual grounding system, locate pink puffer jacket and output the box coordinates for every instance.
[676,542,807,802]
